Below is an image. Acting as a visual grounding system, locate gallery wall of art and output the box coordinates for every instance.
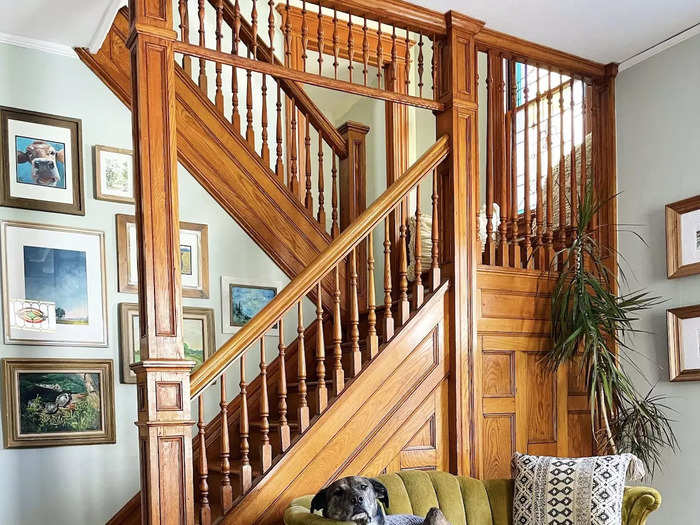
[616,32,700,525]
[0,42,294,525]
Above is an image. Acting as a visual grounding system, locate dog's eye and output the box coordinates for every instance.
[361,484,368,490]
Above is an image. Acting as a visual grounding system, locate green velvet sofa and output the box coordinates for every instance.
[284,471,661,525]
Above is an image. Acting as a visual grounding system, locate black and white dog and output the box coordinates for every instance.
[311,476,450,525]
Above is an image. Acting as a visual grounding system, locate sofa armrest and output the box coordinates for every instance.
[622,486,662,525]
[284,497,355,525]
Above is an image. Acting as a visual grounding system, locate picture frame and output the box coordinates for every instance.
[1,221,108,347]
[0,106,84,215]
[2,358,115,448]
[666,195,700,278]
[667,305,700,382]
[221,275,282,335]
[116,214,210,298]
[118,303,215,384]
[94,145,134,204]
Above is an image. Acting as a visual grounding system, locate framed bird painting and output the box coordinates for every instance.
[1,358,116,448]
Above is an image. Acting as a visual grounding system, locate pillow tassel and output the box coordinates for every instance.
[626,454,646,481]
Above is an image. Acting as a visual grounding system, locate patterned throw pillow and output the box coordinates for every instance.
[511,452,645,525]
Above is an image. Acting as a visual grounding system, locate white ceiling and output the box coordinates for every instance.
[0,0,698,65]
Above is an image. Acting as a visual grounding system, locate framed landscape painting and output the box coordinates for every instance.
[118,303,215,383]
[667,305,700,381]
[0,106,84,215]
[94,145,134,204]
[1,221,107,346]
[221,276,281,335]
[116,214,210,298]
[1,358,115,448]
[666,195,700,278]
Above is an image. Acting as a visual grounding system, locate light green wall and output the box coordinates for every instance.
[0,41,293,524]
[617,33,700,523]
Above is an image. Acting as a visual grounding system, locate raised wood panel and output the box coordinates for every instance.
[481,292,550,321]
[525,353,555,443]
[482,415,514,479]
[568,412,593,458]
[482,351,514,397]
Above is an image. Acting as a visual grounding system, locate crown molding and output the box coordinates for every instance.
[88,0,127,53]
[619,23,700,72]
[0,32,76,58]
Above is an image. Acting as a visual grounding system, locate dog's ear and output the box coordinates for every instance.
[310,487,328,515]
[16,150,29,164]
[370,479,390,510]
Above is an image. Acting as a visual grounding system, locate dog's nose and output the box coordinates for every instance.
[351,496,364,504]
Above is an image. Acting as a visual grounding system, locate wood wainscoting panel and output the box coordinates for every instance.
[476,267,592,479]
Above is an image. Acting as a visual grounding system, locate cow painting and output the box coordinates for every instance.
[15,137,66,188]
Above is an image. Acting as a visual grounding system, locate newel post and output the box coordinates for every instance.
[338,121,370,308]
[127,0,195,523]
[435,11,484,477]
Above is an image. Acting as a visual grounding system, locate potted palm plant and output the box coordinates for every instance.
[545,181,677,475]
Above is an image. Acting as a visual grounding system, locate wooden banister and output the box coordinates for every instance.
[190,135,449,398]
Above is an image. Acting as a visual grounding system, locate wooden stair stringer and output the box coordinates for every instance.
[222,281,449,525]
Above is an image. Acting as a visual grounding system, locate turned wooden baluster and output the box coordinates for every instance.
[523,62,533,269]
[268,0,275,60]
[315,282,328,412]
[362,17,369,85]
[316,1,325,75]
[397,203,410,325]
[289,100,299,195]
[331,154,339,238]
[413,183,424,307]
[332,265,345,395]
[197,398,211,525]
[332,9,339,79]
[215,0,224,111]
[504,110,512,261]
[217,373,233,511]
[558,70,567,253]
[277,318,291,451]
[297,301,310,431]
[431,35,438,99]
[430,169,440,290]
[484,54,495,264]
[259,337,272,472]
[318,134,326,226]
[580,78,587,199]
[417,33,424,98]
[404,28,411,93]
[246,56,254,147]
[508,59,521,267]
[178,0,192,75]
[261,74,270,165]
[545,69,554,265]
[390,26,397,86]
[284,0,292,65]
[304,120,313,212]
[347,14,355,82]
[535,66,544,269]
[197,0,207,93]
[251,0,258,58]
[301,0,308,72]
[349,247,362,376]
[497,56,509,266]
[239,360,253,493]
[275,86,284,181]
[376,21,384,88]
[569,74,577,235]
[231,0,241,132]
[383,217,394,339]
[367,232,379,358]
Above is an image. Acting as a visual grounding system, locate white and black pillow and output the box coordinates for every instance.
[511,452,645,525]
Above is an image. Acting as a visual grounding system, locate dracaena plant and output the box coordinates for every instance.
[543,181,678,476]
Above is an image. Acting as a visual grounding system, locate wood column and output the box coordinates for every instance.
[435,11,483,477]
[339,121,370,309]
[127,1,195,523]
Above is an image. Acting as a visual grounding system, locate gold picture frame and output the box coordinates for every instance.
[666,195,700,278]
[667,305,700,382]
[118,303,215,384]
[94,145,134,204]
[116,214,210,298]
[2,358,116,448]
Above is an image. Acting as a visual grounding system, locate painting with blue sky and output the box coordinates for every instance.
[230,284,276,327]
[15,135,66,188]
[23,246,88,325]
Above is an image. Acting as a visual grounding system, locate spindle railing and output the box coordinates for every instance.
[185,137,447,521]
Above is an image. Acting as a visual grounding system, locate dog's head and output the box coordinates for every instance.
[310,476,389,523]
[17,140,64,186]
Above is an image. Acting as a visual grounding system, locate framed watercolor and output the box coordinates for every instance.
[116,214,210,298]
[2,358,115,448]
[118,303,215,383]
[666,195,700,278]
[667,305,700,382]
[0,106,84,215]
[94,145,134,204]
[221,275,282,335]
[1,221,107,347]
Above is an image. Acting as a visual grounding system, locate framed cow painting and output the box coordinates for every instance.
[0,106,84,215]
